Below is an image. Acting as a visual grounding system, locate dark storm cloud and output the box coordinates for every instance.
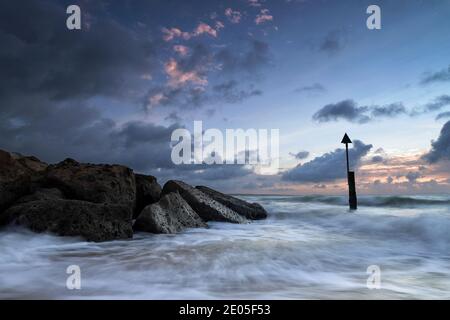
[420,65,450,85]
[312,100,370,123]
[294,83,326,95]
[282,140,372,183]
[0,0,157,104]
[423,120,450,164]
[0,0,162,165]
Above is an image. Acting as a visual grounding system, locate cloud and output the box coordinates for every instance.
[255,9,273,25]
[371,155,384,163]
[371,103,407,118]
[147,39,271,110]
[313,100,407,123]
[436,111,450,120]
[282,140,373,183]
[294,83,326,95]
[0,1,157,106]
[225,8,242,24]
[165,112,182,123]
[215,40,271,75]
[162,22,217,42]
[423,95,450,112]
[405,171,421,183]
[420,65,450,85]
[173,45,189,56]
[312,100,370,123]
[289,151,310,160]
[165,58,208,88]
[213,80,262,103]
[423,120,450,163]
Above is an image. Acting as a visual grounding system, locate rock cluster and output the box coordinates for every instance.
[0,149,267,242]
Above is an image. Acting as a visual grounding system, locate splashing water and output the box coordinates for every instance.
[0,195,449,299]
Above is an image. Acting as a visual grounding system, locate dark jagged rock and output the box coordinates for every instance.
[1,199,133,242]
[134,192,206,234]
[134,174,162,219]
[45,158,136,209]
[162,180,248,224]
[0,150,48,214]
[196,186,267,220]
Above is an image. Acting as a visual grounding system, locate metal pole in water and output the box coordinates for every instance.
[341,133,357,210]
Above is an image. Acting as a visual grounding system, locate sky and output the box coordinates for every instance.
[1,0,450,195]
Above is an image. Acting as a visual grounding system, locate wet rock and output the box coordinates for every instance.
[134,192,206,234]
[1,199,133,242]
[196,186,267,220]
[162,180,248,224]
[0,149,48,213]
[45,158,136,209]
[134,174,162,218]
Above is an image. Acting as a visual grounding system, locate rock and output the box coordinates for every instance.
[162,180,248,224]
[134,192,206,234]
[15,188,65,204]
[134,174,162,218]
[45,158,136,209]
[0,149,48,213]
[1,199,133,242]
[196,186,267,220]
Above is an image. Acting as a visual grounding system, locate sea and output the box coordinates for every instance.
[0,194,449,299]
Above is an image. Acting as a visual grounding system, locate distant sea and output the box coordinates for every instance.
[1,195,449,299]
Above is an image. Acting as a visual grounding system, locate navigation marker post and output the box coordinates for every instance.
[341,133,357,210]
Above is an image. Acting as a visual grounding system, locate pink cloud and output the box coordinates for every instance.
[255,9,273,25]
[173,45,189,56]
[162,23,217,42]
[164,59,208,88]
[162,27,191,42]
[193,22,217,37]
[148,92,166,108]
[225,8,242,24]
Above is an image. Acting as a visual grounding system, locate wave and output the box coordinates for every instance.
[248,195,450,208]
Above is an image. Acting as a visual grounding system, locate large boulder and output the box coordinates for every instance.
[134,174,162,218]
[1,199,133,242]
[162,180,248,224]
[196,186,267,220]
[45,158,136,209]
[15,188,65,204]
[134,192,206,234]
[0,150,48,213]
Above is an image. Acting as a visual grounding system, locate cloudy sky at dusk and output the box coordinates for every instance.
[1,0,450,195]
